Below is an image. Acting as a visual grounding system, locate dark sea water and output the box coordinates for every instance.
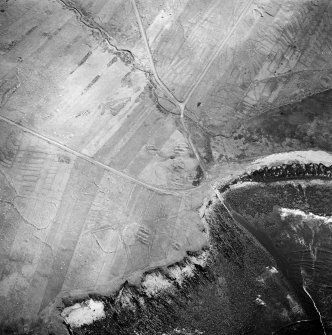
[224,181,332,334]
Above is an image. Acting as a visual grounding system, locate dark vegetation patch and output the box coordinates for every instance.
[192,165,204,186]
[243,89,332,152]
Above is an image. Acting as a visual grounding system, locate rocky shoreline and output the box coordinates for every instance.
[63,159,331,335]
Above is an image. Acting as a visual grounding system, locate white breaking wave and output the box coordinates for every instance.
[142,251,209,296]
[267,266,278,274]
[142,272,173,297]
[61,299,106,328]
[251,150,332,170]
[279,208,332,225]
